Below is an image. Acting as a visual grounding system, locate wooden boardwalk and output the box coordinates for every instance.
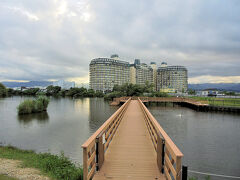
[93,100,165,180]
[82,98,183,180]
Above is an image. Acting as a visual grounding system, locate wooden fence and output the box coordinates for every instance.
[138,98,184,180]
[81,97,131,180]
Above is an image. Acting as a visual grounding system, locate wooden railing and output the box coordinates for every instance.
[138,98,183,180]
[82,97,131,180]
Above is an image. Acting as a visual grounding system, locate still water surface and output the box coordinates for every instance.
[0,97,239,179]
[0,96,118,164]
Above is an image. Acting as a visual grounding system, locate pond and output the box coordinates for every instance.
[0,97,239,179]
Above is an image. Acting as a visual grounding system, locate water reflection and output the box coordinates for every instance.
[88,98,118,133]
[18,112,49,125]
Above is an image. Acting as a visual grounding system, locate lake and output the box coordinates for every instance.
[0,96,239,179]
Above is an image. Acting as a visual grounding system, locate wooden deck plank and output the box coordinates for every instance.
[93,100,166,180]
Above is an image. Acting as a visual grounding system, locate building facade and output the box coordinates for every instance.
[150,62,157,90]
[130,64,136,84]
[135,63,153,86]
[157,62,188,93]
[129,60,154,86]
[89,55,130,91]
[89,56,188,92]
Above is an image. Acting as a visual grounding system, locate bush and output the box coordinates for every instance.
[0,83,7,97]
[151,91,169,97]
[36,91,47,96]
[36,96,49,111]
[22,88,40,95]
[104,91,125,101]
[0,146,83,180]
[18,99,35,114]
[95,90,104,97]
[17,96,49,115]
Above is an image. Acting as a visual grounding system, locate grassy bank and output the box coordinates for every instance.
[0,146,83,180]
[189,97,240,107]
[0,174,18,180]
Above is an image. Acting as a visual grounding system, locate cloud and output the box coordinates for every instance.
[189,75,240,84]
[6,6,39,21]
[0,0,240,84]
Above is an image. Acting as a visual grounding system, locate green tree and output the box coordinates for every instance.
[95,90,104,97]
[87,89,95,97]
[0,83,7,97]
[22,88,40,95]
[46,86,61,95]
[7,88,14,96]
[188,89,196,95]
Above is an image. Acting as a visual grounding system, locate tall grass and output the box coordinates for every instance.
[0,146,83,180]
[18,96,50,114]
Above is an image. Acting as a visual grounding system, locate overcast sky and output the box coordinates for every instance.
[0,0,240,84]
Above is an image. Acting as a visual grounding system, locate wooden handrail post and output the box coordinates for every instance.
[176,156,182,180]
[157,135,165,173]
[96,135,104,170]
[83,147,88,180]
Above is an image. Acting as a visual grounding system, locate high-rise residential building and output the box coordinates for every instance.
[89,55,130,91]
[89,56,188,92]
[130,64,136,84]
[150,62,157,90]
[157,62,188,93]
[129,59,154,86]
[135,63,153,85]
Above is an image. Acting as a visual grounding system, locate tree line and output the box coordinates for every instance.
[0,82,169,100]
[0,83,104,98]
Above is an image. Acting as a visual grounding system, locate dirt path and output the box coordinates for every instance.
[0,158,50,180]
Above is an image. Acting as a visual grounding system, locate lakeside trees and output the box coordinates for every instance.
[104,83,168,100]
[0,83,8,97]
[3,82,169,100]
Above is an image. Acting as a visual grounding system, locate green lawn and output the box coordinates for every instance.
[0,146,83,180]
[189,97,240,107]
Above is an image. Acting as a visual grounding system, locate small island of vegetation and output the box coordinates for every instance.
[18,96,50,115]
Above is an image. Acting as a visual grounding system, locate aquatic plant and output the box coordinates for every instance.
[17,96,49,115]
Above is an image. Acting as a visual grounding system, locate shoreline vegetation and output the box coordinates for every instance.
[18,96,50,115]
[0,146,83,180]
[190,96,240,107]
[1,82,240,107]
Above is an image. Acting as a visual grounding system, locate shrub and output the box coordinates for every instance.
[36,96,49,111]
[17,96,50,115]
[104,91,125,101]
[36,91,47,96]
[18,99,35,114]
[0,146,83,180]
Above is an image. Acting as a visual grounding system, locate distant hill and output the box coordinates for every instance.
[1,81,53,88]
[188,83,240,92]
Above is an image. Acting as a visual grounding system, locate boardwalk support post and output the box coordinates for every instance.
[95,139,99,171]
[96,134,104,170]
[182,165,188,180]
[161,139,165,173]
[157,135,165,174]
